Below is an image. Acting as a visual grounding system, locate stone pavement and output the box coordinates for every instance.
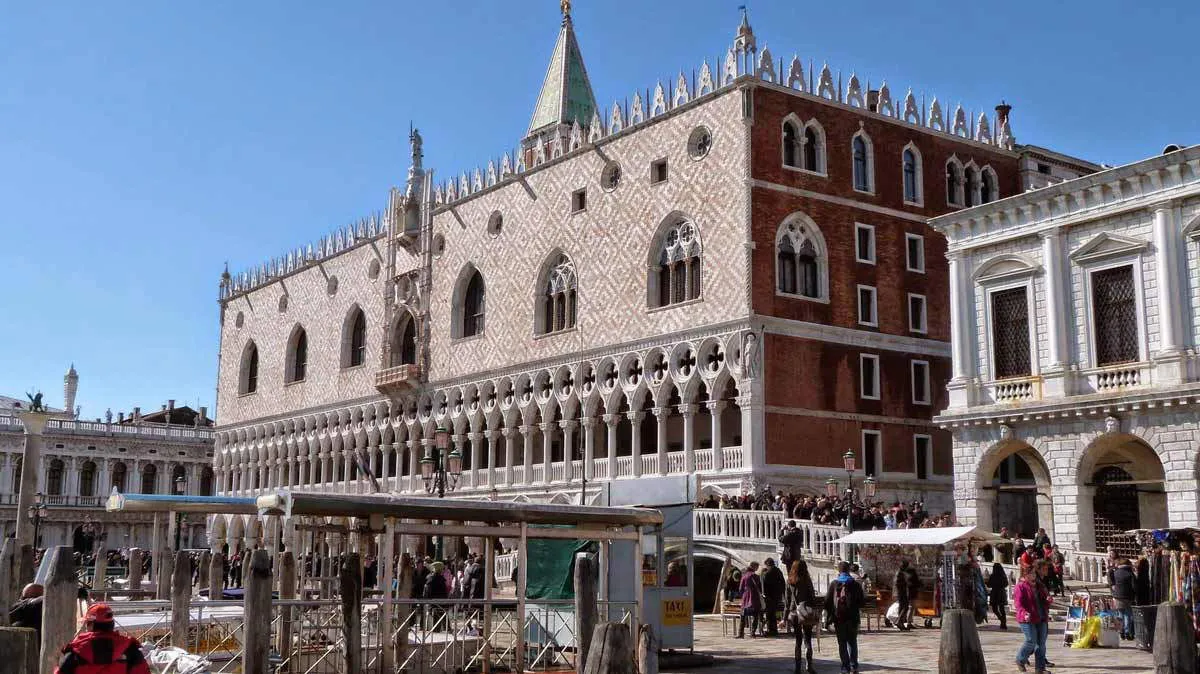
[664,615,1155,673]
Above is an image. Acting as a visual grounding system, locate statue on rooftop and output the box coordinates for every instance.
[26,391,44,413]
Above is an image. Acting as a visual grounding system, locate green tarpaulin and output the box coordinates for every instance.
[524,537,595,600]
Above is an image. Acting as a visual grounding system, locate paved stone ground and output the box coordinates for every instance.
[664,615,1155,673]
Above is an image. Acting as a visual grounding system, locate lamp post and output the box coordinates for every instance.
[173,475,186,550]
[827,450,877,535]
[28,492,48,549]
[420,426,462,560]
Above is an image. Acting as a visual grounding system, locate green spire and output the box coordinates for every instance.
[527,11,597,137]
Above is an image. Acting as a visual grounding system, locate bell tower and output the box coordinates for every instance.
[521,1,597,156]
[64,363,79,419]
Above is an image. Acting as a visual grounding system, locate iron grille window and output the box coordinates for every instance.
[992,287,1031,378]
[1092,265,1138,365]
[863,432,880,477]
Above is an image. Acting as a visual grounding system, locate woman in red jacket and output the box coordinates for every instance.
[1012,562,1052,673]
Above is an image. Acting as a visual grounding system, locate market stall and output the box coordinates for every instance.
[1122,526,1200,651]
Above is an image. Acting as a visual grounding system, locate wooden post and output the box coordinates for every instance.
[156,548,175,600]
[0,627,39,674]
[1153,601,1197,674]
[394,555,414,671]
[483,536,495,673]
[39,547,77,674]
[582,622,634,674]
[91,546,108,594]
[171,550,192,650]
[197,550,211,590]
[0,538,17,626]
[208,552,225,601]
[712,557,731,615]
[637,624,658,674]
[340,552,363,674]
[378,522,395,674]
[277,552,296,670]
[242,551,253,589]
[515,522,528,672]
[937,608,986,674]
[575,553,598,670]
[242,549,272,674]
[127,547,144,594]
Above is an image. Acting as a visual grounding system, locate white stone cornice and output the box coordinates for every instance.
[935,381,1200,427]
[757,314,951,358]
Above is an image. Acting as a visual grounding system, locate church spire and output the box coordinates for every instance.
[524,2,597,143]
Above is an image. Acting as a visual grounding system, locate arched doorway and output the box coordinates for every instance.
[1079,434,1166,555]
[976,439,1054,540]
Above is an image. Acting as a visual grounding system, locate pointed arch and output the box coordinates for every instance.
[946,156,965,206]
[803,120,826,173]
[851,130,874,193]
[390,309,418,367]
[141,462,158,494]
[901,142,923,205]
[452,264,486,338]
[535,250,578,335]
[980,165,999,204]
[647,213,703,308]
[285,324,308,383]
[239,340,259,395]
[964,161,981,206]
[340,305,368,368]
[775,212,829,301]
[781,115,826,175]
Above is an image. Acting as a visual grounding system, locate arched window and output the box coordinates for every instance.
[980,167,997,204]
[775,214,828,301]
[453,267,486,338]
[200,466,215,496]
[946,159,964,206]
[239,341,259,394]
[538,252,578,334]
[965,165,981,206]
[782,120,800,168]
[141,463,158,495]
[390,312,418,366]
[902,144,922,204]
[341,307,368,368]
[286,326,308,383]
[111,462,127,492]
[10,458,20,493]
[803,125,821,172]
[851,133,873,192]
[649,217,702,308]
[79,461,96,497]
[171,464,187,494]
[47,458,65,495]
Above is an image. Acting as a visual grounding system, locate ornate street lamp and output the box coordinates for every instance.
[824,478,838,498]
[864,476,877,499]
[173,475,187,550]
[421,426,461,560]
[28,492,48,548]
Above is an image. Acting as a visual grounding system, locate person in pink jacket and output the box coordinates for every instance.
[736,561,763,638]
[1012,562,1052,673]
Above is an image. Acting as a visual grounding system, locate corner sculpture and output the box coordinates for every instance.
[25,391,45,413]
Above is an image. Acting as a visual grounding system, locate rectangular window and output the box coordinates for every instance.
[908,293,927,333]
[860,353,880,400]
[571,188,587,213]
[914,435,931,480]
[1037,163,1052,175]
[1091,265,1139,365]
[855,223,876,264]
[651,158,669,184]
[857,285,878,326]
[911,359,931,405]
[906,233,925,273]
[862,430,881,478]
[991,286,1031,378]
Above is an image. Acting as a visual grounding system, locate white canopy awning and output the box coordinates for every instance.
[832,526,1005,546]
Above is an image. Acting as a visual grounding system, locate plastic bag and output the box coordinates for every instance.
[148,647,212,674]
[1071,616,1101,649]
[886,601,901,623]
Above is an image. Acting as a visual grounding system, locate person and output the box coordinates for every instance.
[1013,563,1051,673]
[902,562,921,629]
[9,583,44,640]
[1031,528,1051,552]
[1013,537,1027,565]
[779,520,803,569]
[467,554,486,599]
[664,560,687,588]
[789,560,818,674]
[736,561,762,639]
[892,560,912,631]
[824,560,865,674]
[762,558,786,637]
[1047,545,1066,596]
[54,603,151,674]
[1109,557,1136,640]
[987,562,1009,630]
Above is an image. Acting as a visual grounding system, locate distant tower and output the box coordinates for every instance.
[732,7,757,76]
[64,364,79,419]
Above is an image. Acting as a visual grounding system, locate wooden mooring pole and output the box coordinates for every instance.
[170,550,192,650]
[39,547,77,674]
[340,552,363,674]
[242,549,272,674]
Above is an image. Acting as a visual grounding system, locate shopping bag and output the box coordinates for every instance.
[1071,616,1101,649]
[886,601,901,623]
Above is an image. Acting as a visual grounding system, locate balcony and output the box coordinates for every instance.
[983,376,1041,404]
[374,363,422,396]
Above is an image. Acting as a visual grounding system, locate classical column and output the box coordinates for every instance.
[628,411,644,478]
[947,251,976,408]
[419,439,434,493]
[736,389,762,471]
[539,423,554,483]
[603,414,619,479]
[559,420,577,482]
[521,425,534,484]
[707,401,725,471]
[501,428,516,486]
[342,449,353,494]
[581,418,596,480]
[409,439,423,492]
[680,404,697,473]
[485,430,499,487]
[1153,204,1185,378]
[653,408,669,476]
[453,434,469,487]
[15,412,50,572]
[468,432,483,488]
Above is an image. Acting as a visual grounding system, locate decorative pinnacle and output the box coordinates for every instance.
[561,0,571,20]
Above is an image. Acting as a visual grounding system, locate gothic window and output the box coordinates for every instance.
[390,312,418,366]
[803,125,822,172]
[239,341,258,395]
[47,458,65,496]
[649,217,702,308]
[965,166,981,206]
[981,167,997,204]
[141,463,158,495]
[852,134,872,192]
[111,462,127,492]
[538,253,578,334]
[286,326,308,383]
[783,119,800,168]
[1092,265,1139,365]
[342,307,367,368]
[991,286,1031,378]
[946,159,964,206]
[776,215,827,300]
[902,145,922,204]
[453,267,486,338]
[79,461,96,497]
[200,466,215,496]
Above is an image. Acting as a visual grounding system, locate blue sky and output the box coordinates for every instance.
[1,1,1196,420]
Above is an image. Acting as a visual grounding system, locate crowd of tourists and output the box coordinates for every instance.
[697,489,957,531]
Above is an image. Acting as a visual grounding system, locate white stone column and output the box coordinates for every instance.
[485,429,499,487]
[680,404,696,473]
[947,251,976,408]
[1154,204,1185,381]
[559,420,577,482]
[653,408,669,476]
[581,418,596,480]
[410,439,424,492]
[502,428,516,486]
[521,425,534,485]
[468,432,483,488]
[736,387,764,472]
[539,423,554,483]
[603,414,619,480]
[452,434,469,488]
[708,401,725,471]
[628,411,644,478]
[342,449,353,494]
[1041,230,1069,367]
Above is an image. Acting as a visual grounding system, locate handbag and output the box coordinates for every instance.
[793,600,818,626]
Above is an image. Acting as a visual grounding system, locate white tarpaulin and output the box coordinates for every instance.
[831,526,1005,546]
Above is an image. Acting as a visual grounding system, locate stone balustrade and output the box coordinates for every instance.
[0,415,214,442]
[693,509,847,560]
[1068,550,1110,583]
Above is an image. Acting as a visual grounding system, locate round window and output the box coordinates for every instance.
[487,211,503,237]
[234,311,244,328]
[432,233,446,257]
[368,259,381,280]
[601,161,622,192]
[687,126,713,160]
[326,275,339,296]
[278,295,289,313]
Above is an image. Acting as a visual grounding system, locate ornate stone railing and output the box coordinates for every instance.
[986,377,1040,403]
[722,446,745,470]
[694,448,714,472]
[1084,363,1147,393]
[495,552,517,584]
[1068,550,1110,583]
[374,364,422,396]
[693,509,847,560]
[0,493,106,508]
[0,415,213,441]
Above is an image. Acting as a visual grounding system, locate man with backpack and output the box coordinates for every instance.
[824,560,865,674]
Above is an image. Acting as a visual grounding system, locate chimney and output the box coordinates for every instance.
[867,89,880,112]
[995,100,1012,128]
[168,399,175,411]
[133,407,141,424]
[199,406,209,424]
[118,411,125,423]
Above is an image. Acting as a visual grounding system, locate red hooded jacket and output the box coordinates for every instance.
[54,629,151,674]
